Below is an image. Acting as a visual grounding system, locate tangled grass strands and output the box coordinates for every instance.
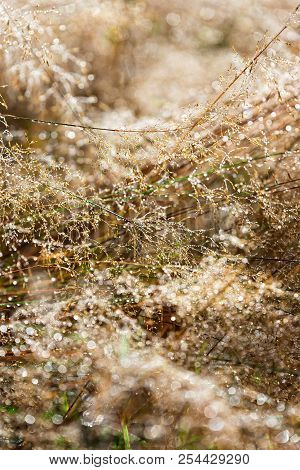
[0,0,299,451]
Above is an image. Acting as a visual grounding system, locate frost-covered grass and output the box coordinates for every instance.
[0,0,299,450]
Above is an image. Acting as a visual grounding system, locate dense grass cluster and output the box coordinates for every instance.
[0,0,299,449]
